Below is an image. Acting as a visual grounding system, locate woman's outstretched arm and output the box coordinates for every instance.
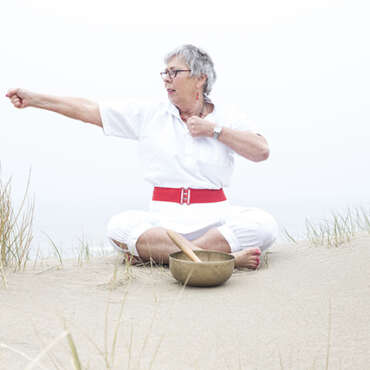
[5,88,102,127]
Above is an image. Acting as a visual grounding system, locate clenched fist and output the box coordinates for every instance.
[186,116,216,138]
[5,88,36,109]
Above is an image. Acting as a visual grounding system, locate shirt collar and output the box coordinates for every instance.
[167,100,181,119]
[166,97,216,119]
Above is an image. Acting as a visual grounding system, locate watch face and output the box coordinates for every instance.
[213,126,222,138]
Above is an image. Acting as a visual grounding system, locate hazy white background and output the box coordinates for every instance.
[1,0,369,255]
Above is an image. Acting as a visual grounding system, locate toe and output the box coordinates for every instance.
[247,247,261,256]
[250,256,260,269]
[254,248,262,256]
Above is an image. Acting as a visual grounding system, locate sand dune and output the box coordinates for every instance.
[1,234,370,369]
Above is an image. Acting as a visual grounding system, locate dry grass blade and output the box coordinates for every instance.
[0,343,46,368]
[62,292,128,369]
[104,297,111,369]
[0,258,8,288]
[262,251,271,269]
[31,321,63,370]
[66,332,82,370]
[25,330,69,370]
[148,333,165,370]
[281,227,298,244]
[77,235,91,266]
[67,321,106,363]
[42,232,63,267]
[137,306,159,369]
[0,168,34,271]
[103,292,127,369]
[127,322,134,370]
[110,292,128,368]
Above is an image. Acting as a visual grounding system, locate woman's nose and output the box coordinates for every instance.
[163,74,172,83]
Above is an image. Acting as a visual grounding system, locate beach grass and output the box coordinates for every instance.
[42,232,64,268]
[282,206,370,247]
[47,291,161,369]
[0,169,34,273]
[76,235,91,267]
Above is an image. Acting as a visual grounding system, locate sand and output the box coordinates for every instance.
[1,234,370,370]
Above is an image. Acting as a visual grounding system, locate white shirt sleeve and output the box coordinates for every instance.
[98,99,154,140]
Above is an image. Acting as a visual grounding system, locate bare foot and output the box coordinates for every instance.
[122,253,142,265]
[112,240,143,265]
[232,248,261,269]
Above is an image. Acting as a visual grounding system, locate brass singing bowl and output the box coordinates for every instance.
[169,250,235,287]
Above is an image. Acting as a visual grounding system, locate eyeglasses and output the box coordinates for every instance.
[160,69,191,80]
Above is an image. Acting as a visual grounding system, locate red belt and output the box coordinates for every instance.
[152,187,227,205]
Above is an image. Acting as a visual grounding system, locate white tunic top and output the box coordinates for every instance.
[99,99,259,190]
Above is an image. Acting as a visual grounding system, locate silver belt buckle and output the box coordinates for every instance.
[180,188,191,205]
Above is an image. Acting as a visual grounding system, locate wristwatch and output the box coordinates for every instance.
[213,125,223,140]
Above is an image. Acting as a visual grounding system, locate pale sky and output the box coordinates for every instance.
[1,0,369,253]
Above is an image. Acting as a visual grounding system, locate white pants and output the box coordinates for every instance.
[106,200,279,257]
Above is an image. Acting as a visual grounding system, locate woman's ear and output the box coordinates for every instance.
[196,74,207,90]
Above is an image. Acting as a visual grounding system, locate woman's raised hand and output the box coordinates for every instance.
[186,116,216,138]
[5,88,35,109]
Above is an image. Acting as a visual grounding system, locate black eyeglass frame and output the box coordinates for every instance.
[160,69,191,80]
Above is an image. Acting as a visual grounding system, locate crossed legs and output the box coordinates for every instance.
[107,206,278,269]
[112,227,261,269]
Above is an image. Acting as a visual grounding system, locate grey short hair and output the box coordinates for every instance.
[164,44,217,96]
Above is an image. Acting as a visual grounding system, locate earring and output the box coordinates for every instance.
[196,92,199,100]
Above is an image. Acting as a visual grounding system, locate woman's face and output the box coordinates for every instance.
[163,56,204,106]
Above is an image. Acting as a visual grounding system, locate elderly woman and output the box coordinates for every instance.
[6,44,278,269]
